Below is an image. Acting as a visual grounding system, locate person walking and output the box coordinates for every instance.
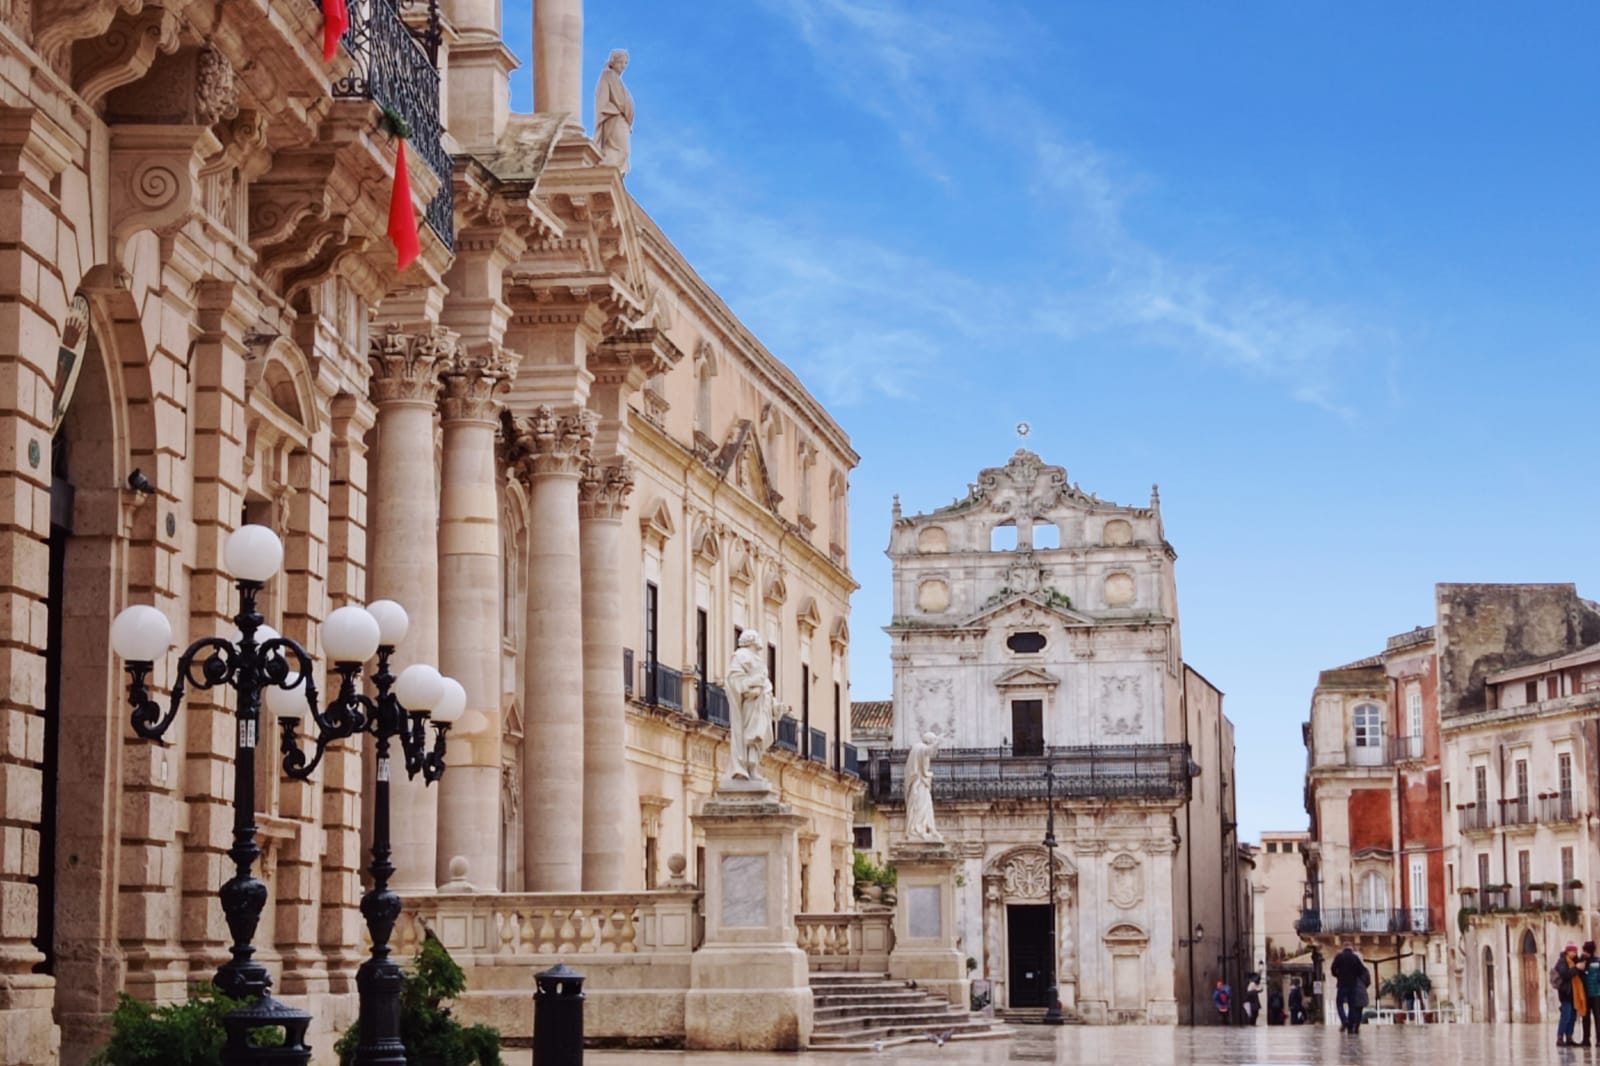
[1244,973,1263,1026]
[1583,942,1600,1046]
[1555,942,1585,1046]
[1213,979,1232,1025]
[1268,985,1285,1025]
[1288,979,1306,1025]
[1330,942,1370,1034]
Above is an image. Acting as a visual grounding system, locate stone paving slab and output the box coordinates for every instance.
[502,1024,1597,1065]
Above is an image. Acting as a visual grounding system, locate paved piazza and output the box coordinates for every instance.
[503,1025,1589,1065]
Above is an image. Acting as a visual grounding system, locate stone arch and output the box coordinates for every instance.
[1105,922,1149,944]
[983,844,1076,902]
[501,478,530,654]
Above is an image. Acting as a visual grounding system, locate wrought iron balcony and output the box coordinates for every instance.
[697,681,729,727]
[842,742,861,779]
[1501,798,1535,827]
[324,0,454,250]
[807,726,828,763]
[1458,804,1493,833]
[774,716,800,753]
[643,660,682,713]
[1295,907,1426,936]
[862,743,1193,805]
[1392,734,1425,761]
[1540,792,1580,824]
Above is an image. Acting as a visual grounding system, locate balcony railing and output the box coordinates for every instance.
[326,0,454,250]
[1502,798,1535,827]
[697,681,729,727]
[1345,739,1390,767]
[842,742,861,779]
[623,648,634,697]
[1458,805,1493,833]
[642,660,682,712]
[1295,908,1427,935]
[863,744,1193,805]
[807,726,828,764]
[1392,734,1425,761]
[774,716,800,753]
[1540,793,1580,824]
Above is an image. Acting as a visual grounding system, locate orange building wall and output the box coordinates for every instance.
[1348,787,1394,853]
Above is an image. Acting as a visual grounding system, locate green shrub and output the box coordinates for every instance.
[851,852,897,890]
[89,985,281,1066]
[334,934,502,1066]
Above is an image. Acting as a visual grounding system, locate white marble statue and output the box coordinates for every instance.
[593,49,634,174]
[725,629,774,783]
[904,727,946,842]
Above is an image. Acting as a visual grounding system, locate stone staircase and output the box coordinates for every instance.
[998,1005,1086,1025]
[808,972,1010,1051]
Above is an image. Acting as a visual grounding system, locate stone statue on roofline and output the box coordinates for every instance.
[904,726,946,843]
[724,628,774,784]
[593,48,633,174]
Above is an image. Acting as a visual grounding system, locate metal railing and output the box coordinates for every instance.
[1458,805,1493,833]
[1502,798,1535,827]
[643,661,682,712]
[623,648,634,697]
[774,716,799,752]
[1345,739,1390,767]
[697,682,729,727]
[807,726,828,763]
[326,0,454,250]
[1392,734,1425,761]
[1540,793,1580,824]
[863,743,1193,804]
[1295,908,1427,935]
[842,743,861,779]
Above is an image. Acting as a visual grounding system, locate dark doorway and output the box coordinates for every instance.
[35,436,72,974]
[1007,904,1053,1007]
[1011,700,1044,757]
[1483,946,1496,1023]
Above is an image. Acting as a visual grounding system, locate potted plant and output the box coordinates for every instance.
[853,852,897,903]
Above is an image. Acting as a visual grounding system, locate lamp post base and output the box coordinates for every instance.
[354,957,409,1066]
[220,993,313,1066]
[1042,984,1065,1025]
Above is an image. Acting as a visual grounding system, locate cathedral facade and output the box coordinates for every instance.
[866,450,1244,1024]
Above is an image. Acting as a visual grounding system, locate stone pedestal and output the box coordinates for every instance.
[888,842,969,1010]
[685,782,813,1050]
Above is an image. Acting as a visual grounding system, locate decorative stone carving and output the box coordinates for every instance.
[1103,519,1134,547]
[1001,853,1051,900]
[1005,551,1045,594]
[1109,853,1143,909]
[507,405,597,480]
[1100,712,1143,737]
[1104,571,1136,607]
[194,47,241,127]
[71,6,180,106]
[577,458,635,521]
[917,578,950,614]
[917,525,947,553]
[369,326,454,404]
[439,348,517,423]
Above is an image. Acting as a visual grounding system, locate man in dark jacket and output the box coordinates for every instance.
[1330,943,1370,1034]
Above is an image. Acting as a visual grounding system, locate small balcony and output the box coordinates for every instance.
[863,743,1193,804]
[1345,739,1391,767]
[807,726,828,764]
[1540,792,1581,825]
[1483,885,1512,912]
[642,660,682,713]
[774,715,800,753]
[325,0,454,249]
[841,743,861,779]
[1501,797,1535,828]
[697,681,729,728]
[1392,734,1425,761]
[1295,908,1426,935]
[1458,804,1494,834]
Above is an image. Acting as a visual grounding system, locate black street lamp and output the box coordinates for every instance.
[278,598,461,1066]
[110,526,462,1065]
[1042,762,1064,1025]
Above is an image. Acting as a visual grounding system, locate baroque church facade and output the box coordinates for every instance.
[866,450,1245,1024]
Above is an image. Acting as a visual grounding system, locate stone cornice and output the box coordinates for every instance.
[507,405,596,481]
[590,326,683,391]
[578,458,636,521]
[439,348,517,423]
[369,325,455,405]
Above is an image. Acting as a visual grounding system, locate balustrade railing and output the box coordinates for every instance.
[864,743,1192,804]
[795,910,894,972]
[325,0,454,250]
[392,891,702,959]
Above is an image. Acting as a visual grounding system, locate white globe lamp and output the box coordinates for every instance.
[365,600,409,648]
[433,677,467,725]
[323,605,381,664]
[395,664,444,713]
[109,605,173,662]
[223,525,284,583]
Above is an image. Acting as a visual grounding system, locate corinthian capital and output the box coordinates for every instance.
[370,325,457,405]
[508,405,596,481]
[440,347,519,423]
[578,459,636,521]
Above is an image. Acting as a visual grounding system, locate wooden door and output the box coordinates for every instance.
[1011,700,1044,756]
[1519,931,1542,1024]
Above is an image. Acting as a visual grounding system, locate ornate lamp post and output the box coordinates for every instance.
[277,598,463,1066]
[1042,762,1064,1025]
[109,525,461,1065]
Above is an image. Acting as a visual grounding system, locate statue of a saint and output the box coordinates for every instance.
[593,49,634,175]
[904,728,946,842]
[724,629,774,783]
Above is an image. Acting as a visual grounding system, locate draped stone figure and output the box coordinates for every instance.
[904,728,946,842]
[593,48,634,174]
[724,629,775,783]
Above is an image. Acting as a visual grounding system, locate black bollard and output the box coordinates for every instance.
[533,963,585,1066]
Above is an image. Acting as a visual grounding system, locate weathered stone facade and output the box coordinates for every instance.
[866,451,1242,1024]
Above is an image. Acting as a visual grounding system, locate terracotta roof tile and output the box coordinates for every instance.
[851,700,893,733]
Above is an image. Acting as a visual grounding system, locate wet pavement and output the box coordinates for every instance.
[504,1023,1600,1064]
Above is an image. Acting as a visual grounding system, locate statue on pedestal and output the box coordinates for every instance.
[724,629,774,783]
[904,728,946,842]
[593,49,634,174]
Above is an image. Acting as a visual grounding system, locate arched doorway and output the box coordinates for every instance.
[1520,930,1542,1024]
[1483,946,1496,1022]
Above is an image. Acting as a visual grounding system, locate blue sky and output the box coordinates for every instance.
[502,2,1600,839]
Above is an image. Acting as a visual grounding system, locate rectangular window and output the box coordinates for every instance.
[1559,753,1574,800]
[767,642,778,696]
[1562,847,1576,886]
[1447,862,1454,896]
[1525,680,1539,705]
[644,581,659,702]
[1407,688,1423,738]
[1409,857,1427,928]
[695,608,709,710]
[1011,699,1044,756]
[1266,842,1278,854]
[853,825,873,851]
[833,681,843,769]
[801,662,811,743]
[1474,765,1488,809]
[1548,676,1560,700]
[1517,850,1531,888]
[1477,853,1490,892]
[1515,758,1529,803]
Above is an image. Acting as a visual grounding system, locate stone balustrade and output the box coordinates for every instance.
[795,909,894,973]
[391,890,703,961]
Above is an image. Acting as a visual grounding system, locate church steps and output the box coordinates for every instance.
[807,971,1009,1051]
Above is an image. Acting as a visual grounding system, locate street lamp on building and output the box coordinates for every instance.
[1042,762,1064,1025]
[109,525,461,1065]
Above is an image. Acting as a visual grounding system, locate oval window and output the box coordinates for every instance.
[1007,631,1047,654]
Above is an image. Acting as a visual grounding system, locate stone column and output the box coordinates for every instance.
[578,458,634,890]
[887,841,970,1009]
[368,326,451,892]
[509,406,594,891]
[534,0,583,118]
[435,349,515,889]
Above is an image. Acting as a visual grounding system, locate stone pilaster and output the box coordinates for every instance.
[435,349,516,890]
[367,326,451,892]
[578,457,634,890]
[886,842,969,1009]
[509,405,594,891]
